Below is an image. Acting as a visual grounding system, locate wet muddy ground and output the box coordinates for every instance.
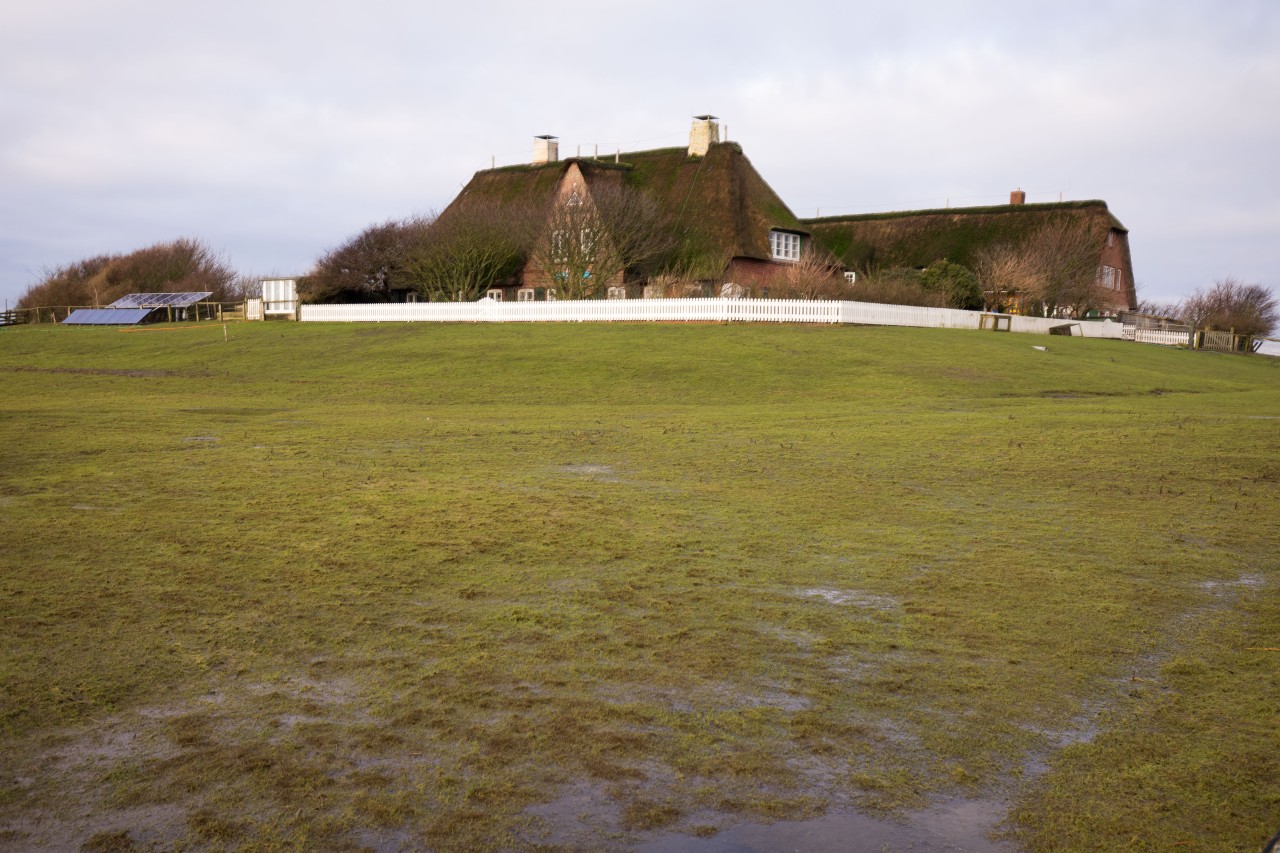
[1,572,1267,851]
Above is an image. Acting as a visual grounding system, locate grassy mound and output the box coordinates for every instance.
[1,322,1276,850]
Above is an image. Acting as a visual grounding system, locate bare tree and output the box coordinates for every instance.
[1135,297,1184,320]
[1181,278,1277,336]
[1026,216,1110,316]
[406,198,536,302]
[973,244,1040,313]
[528,182,674,299]
[16,255,112,311]
[302,215,436,303]
[974,216,1108,316]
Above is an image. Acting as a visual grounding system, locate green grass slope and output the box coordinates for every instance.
[0,322,1277,851]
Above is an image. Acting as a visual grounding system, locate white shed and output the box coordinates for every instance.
[261,279,298,318]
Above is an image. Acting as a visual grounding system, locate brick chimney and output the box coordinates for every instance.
[533,135,559,165]
[1010,188,1026,205]
[688,115,720,157]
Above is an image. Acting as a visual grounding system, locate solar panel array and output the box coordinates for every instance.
[62,308,154,325]
[109,292,214,309]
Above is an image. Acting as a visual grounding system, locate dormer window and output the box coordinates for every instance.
[770,230,801,261]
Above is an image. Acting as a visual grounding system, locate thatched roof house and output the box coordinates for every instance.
[434,117,1136,312]
[803,198,1136,313]
[437,117,809,297]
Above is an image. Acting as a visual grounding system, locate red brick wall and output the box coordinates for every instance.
[1097,228,1136,312]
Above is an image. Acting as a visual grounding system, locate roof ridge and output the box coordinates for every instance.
[477,142,746,174]
[802,199,1111,224]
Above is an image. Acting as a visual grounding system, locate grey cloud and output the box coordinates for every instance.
[2,0,1276,304]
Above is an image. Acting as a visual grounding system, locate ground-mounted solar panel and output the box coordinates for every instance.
[62,308,154,325]
[108,292,213,309]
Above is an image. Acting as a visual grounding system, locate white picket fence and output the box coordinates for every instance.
[300,297,1127,339]
[1123,328,1192,347]
[301,298,845,325]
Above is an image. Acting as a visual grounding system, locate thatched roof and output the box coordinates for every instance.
[803,200,1128,273]
[439,142,805,274]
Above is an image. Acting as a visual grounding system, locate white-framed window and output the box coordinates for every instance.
[486,289,503,301]
[607,286,627,300]
[843,271,857,283]
[769,230,801,261]
[580,229,595,260]
[405,291,418,303]
[546,288,557,301]
[1096,265,1122,290]
[552,230,567,262]
[1106,231,1115,248]
[517,288,535,302]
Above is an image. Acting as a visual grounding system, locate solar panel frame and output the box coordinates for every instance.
[109,292,213,309]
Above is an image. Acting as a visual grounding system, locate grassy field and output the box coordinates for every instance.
[0,321,1277,852]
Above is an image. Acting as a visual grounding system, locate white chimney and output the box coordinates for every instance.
[533,135,559,165]
[688,115,720,157]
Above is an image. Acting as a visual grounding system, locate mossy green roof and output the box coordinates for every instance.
[438,161,566,211]
[803,200,1127,272]
[440,143,805,270]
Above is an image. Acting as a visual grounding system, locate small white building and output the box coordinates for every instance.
[261,279,298,318]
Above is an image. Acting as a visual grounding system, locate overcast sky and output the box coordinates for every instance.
[2,0,1277,307]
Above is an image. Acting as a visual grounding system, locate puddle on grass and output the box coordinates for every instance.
[1197,572,1265,592]
[631,571,1271,853]
[182,435,219,443]
[559,463,618,480]
[798,588,900,611]
[523,782,624,849]
[1019,715,1103,778]
[637,796,1013,852]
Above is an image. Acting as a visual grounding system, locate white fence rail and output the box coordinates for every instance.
[1135,328,1192,347]
[302,298,845,325]
[299,297,1129,340]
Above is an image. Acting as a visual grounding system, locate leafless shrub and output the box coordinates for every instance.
[644,271,707,298]
[1136,298,1184,319]
[1182,278,1277,336]
[850,267,949,308]
[17,239,238,310]
[974,216,1109,316]
[764,253,850,300]
[973,246,1040,312]
[407,199,537,302]
[301,215,436,303]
